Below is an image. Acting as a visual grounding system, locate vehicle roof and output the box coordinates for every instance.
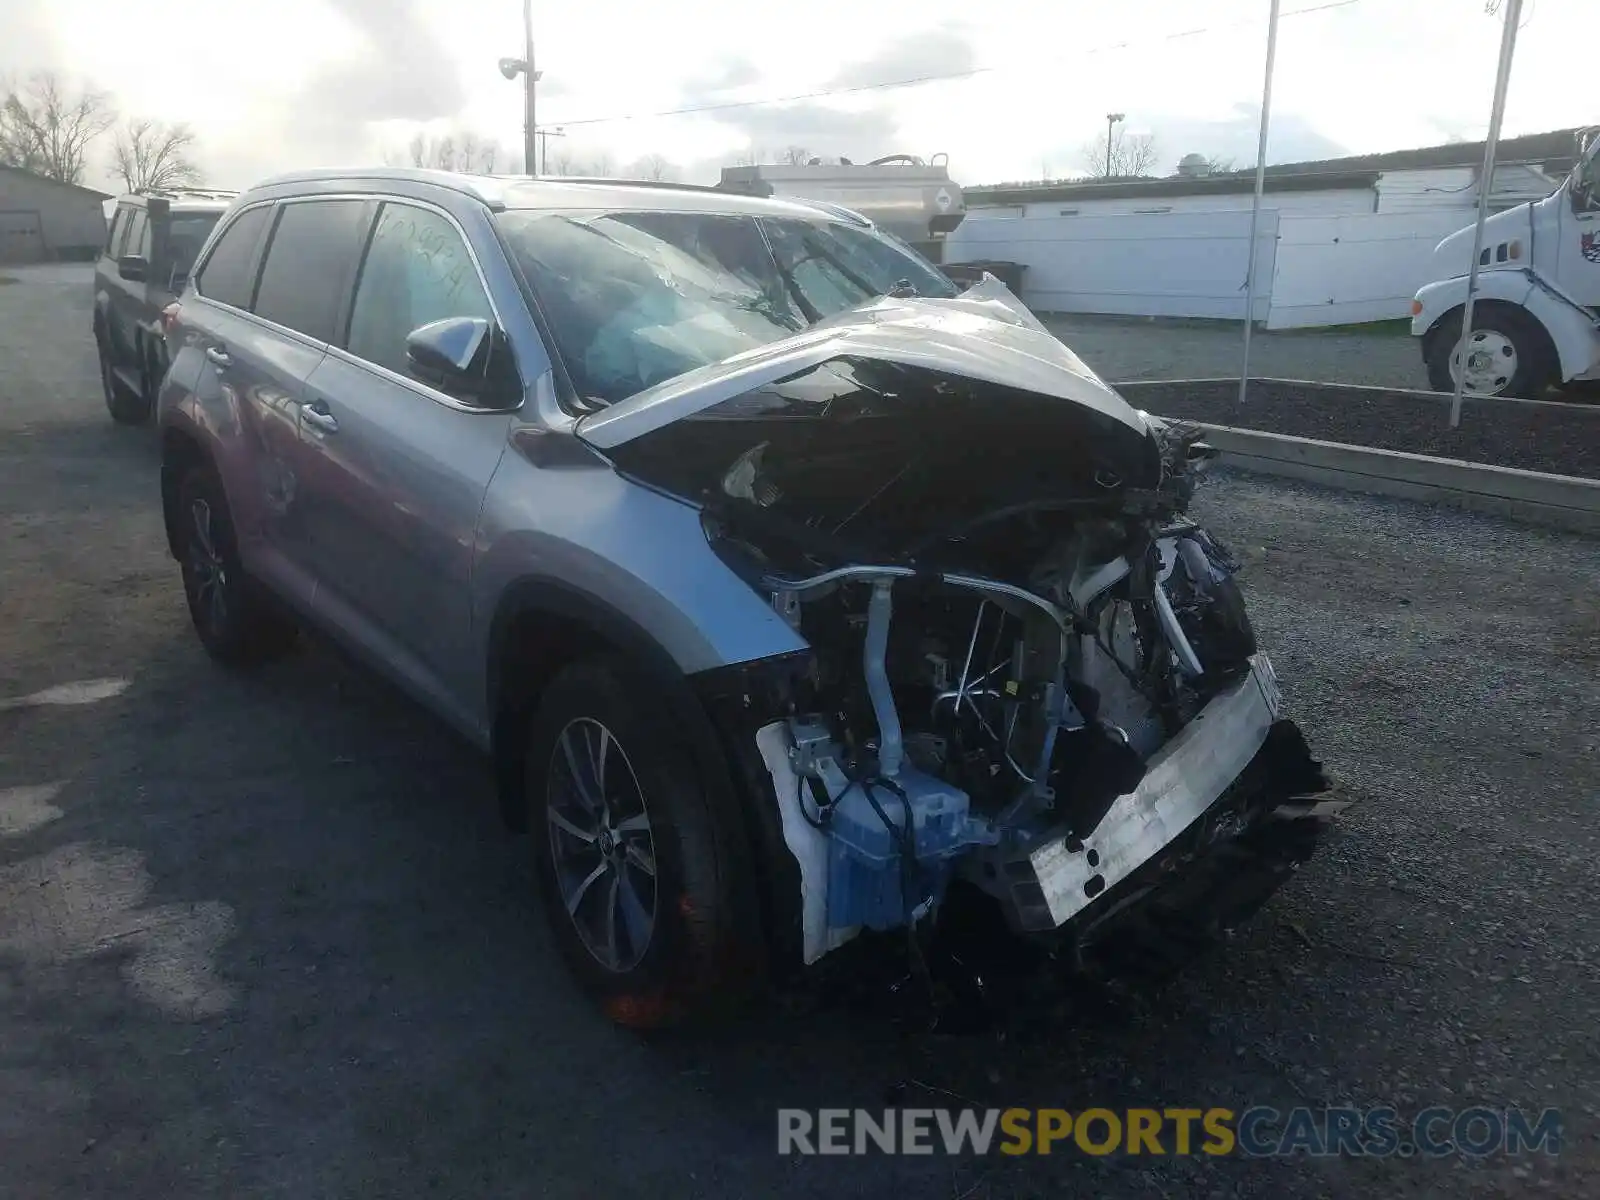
[116,189,238,213]
[246,167,868,223]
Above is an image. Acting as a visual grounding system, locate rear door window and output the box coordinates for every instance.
[251,200,370,343]
[195,205,272,310]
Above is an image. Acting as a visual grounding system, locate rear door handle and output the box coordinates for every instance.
[299,402,339,434]
[204,346,231,369]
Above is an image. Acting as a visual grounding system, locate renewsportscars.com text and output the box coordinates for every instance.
[777,1106,1562,1158]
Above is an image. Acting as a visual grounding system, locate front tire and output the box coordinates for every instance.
[1425,307,1555,400]
[175,465,298,666]
[526,658,755,1028]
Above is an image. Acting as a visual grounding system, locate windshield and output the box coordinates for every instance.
[166,213,221,277]
[495,208,958,408]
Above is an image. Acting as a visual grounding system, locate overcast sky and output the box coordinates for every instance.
[4,0,1596,190]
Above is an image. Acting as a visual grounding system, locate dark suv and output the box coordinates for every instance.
[93,189,236,424]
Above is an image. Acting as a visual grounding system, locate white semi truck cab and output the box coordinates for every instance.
[1411,128,1600,397]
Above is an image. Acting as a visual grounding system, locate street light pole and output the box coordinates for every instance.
[1238,0,1282,404]
[1105,112,1124,177]
[522,0,536,174]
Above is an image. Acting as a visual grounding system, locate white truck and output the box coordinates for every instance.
[717,154,966,265]
[1412,127,1600,398]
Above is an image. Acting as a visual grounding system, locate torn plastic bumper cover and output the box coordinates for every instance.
[998,652,1285,933]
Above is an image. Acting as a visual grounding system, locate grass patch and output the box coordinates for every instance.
[1270,318,1412,338]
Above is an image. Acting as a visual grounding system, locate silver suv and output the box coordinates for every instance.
[157,168,1331,1028]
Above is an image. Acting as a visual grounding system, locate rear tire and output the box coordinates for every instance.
[99,338,152,425]
[175,465,298,666]
[1425,307,1555,400]
[525,657,756,1029]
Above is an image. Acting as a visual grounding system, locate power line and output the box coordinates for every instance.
[549,0,1367,130]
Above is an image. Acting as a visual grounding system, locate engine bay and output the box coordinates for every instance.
[601,347,1331,971]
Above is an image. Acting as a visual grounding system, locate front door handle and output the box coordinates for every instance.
[204,346,231,369]
[299,402,339,434]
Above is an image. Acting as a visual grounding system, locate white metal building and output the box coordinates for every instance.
[0,166,111,264]
[947,128,1585,327]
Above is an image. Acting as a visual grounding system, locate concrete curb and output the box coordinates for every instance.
[1114,376,1600,414]
[1190,423,1600,536]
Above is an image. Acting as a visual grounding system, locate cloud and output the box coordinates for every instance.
[680,57,762,101]
[827,28,978,90]
[168,0,474,183]
[0,7,56,81]
[709,100,899,162]
[319,0,463,121]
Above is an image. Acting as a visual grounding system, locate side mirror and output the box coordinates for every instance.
[117,254,148,283]
[404,316,520,408]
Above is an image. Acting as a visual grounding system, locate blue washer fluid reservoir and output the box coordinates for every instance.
[824,768,987,931]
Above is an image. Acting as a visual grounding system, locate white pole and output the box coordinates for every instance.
[1238,0,1282,405]
[523,0,537,175]
[1451,0,1522,428]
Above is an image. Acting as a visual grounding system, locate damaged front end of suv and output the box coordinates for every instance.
[575,291,1334,997]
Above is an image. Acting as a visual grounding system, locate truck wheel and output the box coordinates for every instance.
[176,465,298,665]
[99,339,152,425]
[1426,307,1555,400]
[525,657,755,1028]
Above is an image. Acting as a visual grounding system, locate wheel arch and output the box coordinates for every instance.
[1422,298,1561,390]
[1423,292,1589,387]
[487,576,775,977]
[160,423,213,560]
[487,578,733,832]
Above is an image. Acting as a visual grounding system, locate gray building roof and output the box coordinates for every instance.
[0,164,112,200]
[967,127,1588,208]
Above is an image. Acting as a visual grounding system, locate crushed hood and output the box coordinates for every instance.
[575,286,1152,451]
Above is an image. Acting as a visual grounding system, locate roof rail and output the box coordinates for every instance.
[140,187,240,202]
[780,197,874,227]
[523,175,732,195]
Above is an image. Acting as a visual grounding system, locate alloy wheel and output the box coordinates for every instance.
[186,498,229,635]
[545,717,658,972]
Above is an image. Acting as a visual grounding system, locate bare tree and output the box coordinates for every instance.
[112,118,202,192]
[626,153,678,182]
[0,71,117,185]
[389,128,505,175]
[1081,129,1159,179]
[779,145,813,166]
[731,144,768,167]
[547,147,578,176]
[1202,155,1236,174]
[587,149,615,177]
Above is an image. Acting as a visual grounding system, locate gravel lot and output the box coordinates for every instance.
[1044,313,1429,391]
[2,264,1596,1199]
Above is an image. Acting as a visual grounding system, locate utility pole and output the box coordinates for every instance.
[522,0,536,174]
[499,0,541,174]
[1451,0,1522,428]
[1105,112,1124,177]
[537,126,566,174]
